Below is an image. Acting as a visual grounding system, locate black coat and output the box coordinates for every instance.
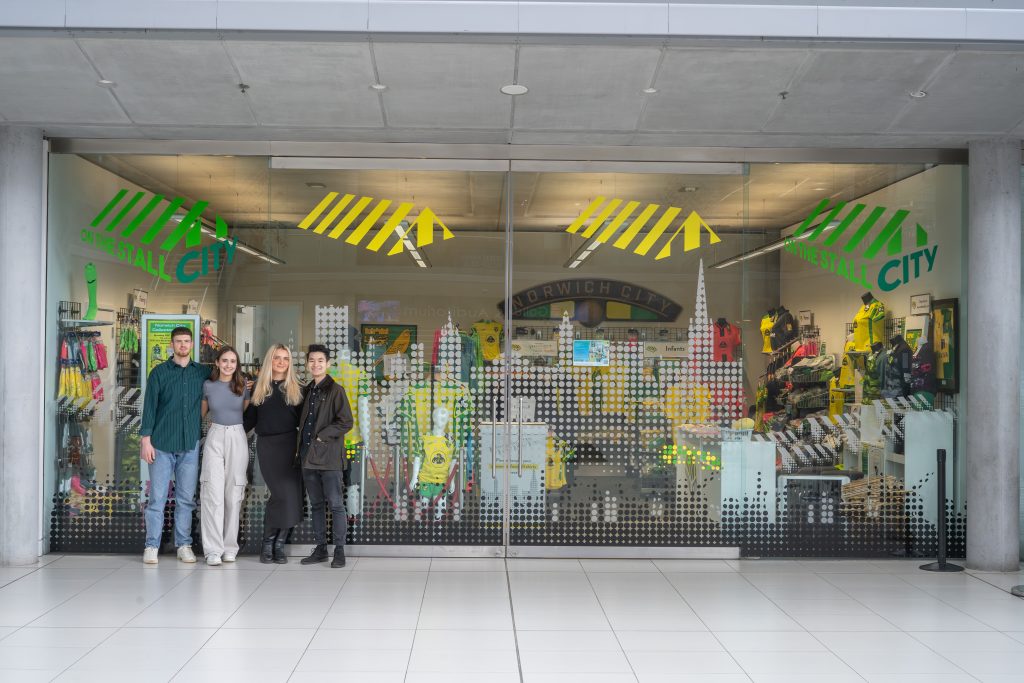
[297,375,354,471]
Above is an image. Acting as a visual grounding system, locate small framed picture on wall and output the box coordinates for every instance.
[910,293,931,316]
[930,298,959,393]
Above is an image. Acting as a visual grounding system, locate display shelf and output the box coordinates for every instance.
[59,319,114,329]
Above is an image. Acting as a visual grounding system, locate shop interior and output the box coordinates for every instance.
[45,153,965,555]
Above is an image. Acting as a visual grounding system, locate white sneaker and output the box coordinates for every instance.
[143,547,159,565]
[221,554,236,563]
[176,545,197,563]
[206,554,222,566]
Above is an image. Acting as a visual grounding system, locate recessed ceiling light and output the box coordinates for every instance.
[681,186,698,193]
[97,79,116,88]
[306,182,326,189]
[910,90,927,99]
[500,83,529,96]
[642,87,658,94]
[369,83,388,91]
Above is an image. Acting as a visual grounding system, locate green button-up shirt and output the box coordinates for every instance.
[140,358,209,453]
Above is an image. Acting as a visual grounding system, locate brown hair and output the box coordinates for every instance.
[211,345,246,396]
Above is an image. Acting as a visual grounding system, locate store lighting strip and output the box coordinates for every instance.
[711,220,836,270]
[397,221,431,269]
[198,224,285,265]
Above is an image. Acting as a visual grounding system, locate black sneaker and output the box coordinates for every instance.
[300,544,329,565]
[331,546,346,568]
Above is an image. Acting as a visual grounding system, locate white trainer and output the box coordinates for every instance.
[206,554,222,566]
[143,547,159,565]
[221,554,236,563]
[177,545,197,563]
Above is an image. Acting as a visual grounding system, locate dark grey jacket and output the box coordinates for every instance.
[297,375,354,471]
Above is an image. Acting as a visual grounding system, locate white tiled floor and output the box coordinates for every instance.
[0,555,1021,681]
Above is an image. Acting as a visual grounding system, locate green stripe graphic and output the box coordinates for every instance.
[806,202,847,241]
[862,209,910,259]
[822,204,865,247]
[104,191,145,232]
[139,197,185,246]
[90,189,128,227]
[159,201,209,251]
[121,194,164,238]
[842,206,886,253]
[792,199,830,239]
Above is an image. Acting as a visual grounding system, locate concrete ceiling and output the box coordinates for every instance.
[81,153,924,232]
[0,33,1023,147]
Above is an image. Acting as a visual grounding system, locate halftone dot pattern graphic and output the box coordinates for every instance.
[51,269,965,558]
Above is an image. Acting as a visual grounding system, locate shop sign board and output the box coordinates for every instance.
[783,199,938,293]
[642,342,688,358]
[140,314,200,390]
[82,190,238,284]
[510,340,558,357]
[505,279,682,321]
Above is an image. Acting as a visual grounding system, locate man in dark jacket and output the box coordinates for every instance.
[298,344,354,568]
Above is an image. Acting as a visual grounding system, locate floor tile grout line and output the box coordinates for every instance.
[579,562,642,683]
[401,558,433,683]
[283,560,356,682]
[655,561,753,683]
[737,567,874,682]
[165,563,278,681]
[756,565,982,681]
[34,561,197,681]
[502,557,526,683]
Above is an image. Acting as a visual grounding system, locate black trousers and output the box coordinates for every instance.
[302,468,347,547]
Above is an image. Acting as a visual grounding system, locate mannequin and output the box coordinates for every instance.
[327,349,371,514]
[910,329,938,405]
[838,333,859,388]
[770,306,797,351]
[881,335,913,398]
[760,309,776,354]
[852,292,886,352]
[412,407,458,521]
[713,318,741,362]
[862,342,884,402]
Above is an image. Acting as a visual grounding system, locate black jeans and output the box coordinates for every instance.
[302,468,347,547]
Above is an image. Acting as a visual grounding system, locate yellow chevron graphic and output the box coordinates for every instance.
[568,196,720,260]
[297,193,454,255]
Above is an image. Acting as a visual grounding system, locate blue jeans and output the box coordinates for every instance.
[144,442,200,549]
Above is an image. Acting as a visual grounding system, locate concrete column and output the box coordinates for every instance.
[0,126,44,566]
[967,138,1022,571]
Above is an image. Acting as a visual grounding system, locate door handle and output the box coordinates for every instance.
[491,397,497,479]
[517,397,524,477]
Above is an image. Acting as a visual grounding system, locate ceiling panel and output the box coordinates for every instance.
[764,49,948,134]
[373,42,515,129]
[77,38,257,126]
[640,48,807,132]
[0,37,129,124]
[514,45,660,131]
[224,41,382,128]
[893,51,1024,133]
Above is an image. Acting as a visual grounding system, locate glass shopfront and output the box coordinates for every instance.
[44,152,966,557]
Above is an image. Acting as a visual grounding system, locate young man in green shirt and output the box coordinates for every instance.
[140,327,208,565]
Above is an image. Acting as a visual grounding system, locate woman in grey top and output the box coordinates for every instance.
[200,346,250,566]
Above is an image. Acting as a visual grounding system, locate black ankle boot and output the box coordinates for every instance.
[273,529,290,564]
[331,545,346,568]
[301,544,329,565]
[260,529,277,564]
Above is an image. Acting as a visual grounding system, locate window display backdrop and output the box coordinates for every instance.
[44,154,966,558]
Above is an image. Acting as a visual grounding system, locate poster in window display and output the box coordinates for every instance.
[361,324,417,379]
[572,339,610,367]
[140,314,200,390]
[930,298,959,393]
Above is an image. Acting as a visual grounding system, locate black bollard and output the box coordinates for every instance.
[920,448,963,572]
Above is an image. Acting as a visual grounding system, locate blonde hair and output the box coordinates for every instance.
[251,344,304,406]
